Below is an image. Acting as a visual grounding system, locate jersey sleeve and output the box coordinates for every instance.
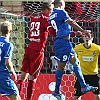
[74,45,79,54]
[44,19,56,37]
[5,43,13,58]
[61,10,71,21]
[70,31,76,36]
[47,25,56,37]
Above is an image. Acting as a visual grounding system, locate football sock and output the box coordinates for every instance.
[73,60,86,88]
[55,70,64,94]
[27,80,34,99]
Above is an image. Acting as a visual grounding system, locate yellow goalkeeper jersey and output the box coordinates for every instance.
[74,43,100,75]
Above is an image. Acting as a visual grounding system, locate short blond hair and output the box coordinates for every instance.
[0,21,12,34]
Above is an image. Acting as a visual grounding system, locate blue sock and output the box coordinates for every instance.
[55,70,64,94]
[73,60,86,88]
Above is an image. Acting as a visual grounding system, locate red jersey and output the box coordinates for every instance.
[28,13,56,51]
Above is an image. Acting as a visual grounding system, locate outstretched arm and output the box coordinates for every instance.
[67,19,91,37]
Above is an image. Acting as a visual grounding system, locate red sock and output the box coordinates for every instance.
[27,80,36,99]
[17,80,24,94]
[32,80,36,95]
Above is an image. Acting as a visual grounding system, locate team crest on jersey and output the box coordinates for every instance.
[93,51,96,56]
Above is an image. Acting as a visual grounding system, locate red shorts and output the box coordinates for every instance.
[21,47,44,78]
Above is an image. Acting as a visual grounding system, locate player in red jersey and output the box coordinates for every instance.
[17,2,55,100]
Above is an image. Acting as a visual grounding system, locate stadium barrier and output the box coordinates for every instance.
[0,74,95,100]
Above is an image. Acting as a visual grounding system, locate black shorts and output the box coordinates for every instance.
[74,74,99,96]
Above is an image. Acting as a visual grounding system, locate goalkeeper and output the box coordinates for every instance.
[74,31,100,100]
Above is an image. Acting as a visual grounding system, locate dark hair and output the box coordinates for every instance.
[42,2,53,11]
[53,0,61,6]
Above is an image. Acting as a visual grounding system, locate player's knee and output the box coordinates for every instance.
[73,59,80,67]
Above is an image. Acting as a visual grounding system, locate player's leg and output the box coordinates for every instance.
[17,48,30,95]
[19,72,29,81]
[17,72,29,93]
[69,56,86,88]
[26,75,37,100]
[74,77,82,100]
[8,94,21,100]
[54,62,65,94]
[26,72,42,100]
[89,75,100,100]
[26,51,44,100]
[69,56,98,93]
[52,39,70,100]
[52,62,66,100]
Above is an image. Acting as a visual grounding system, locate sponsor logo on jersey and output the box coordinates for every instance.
[82,56,94,62]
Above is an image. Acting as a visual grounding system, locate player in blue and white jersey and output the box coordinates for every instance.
[0,21,21,100]
[49,0,98,100]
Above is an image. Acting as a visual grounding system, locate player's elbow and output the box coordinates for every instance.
[67,19,76,26]
[6,58,10,65]
[5,58,12,69]
[47,26,56,37]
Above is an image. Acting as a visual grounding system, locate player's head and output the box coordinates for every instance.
[54,0,65,9]
[42,2,54,17]
[82,30,94,44]
[0,21,12,36]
